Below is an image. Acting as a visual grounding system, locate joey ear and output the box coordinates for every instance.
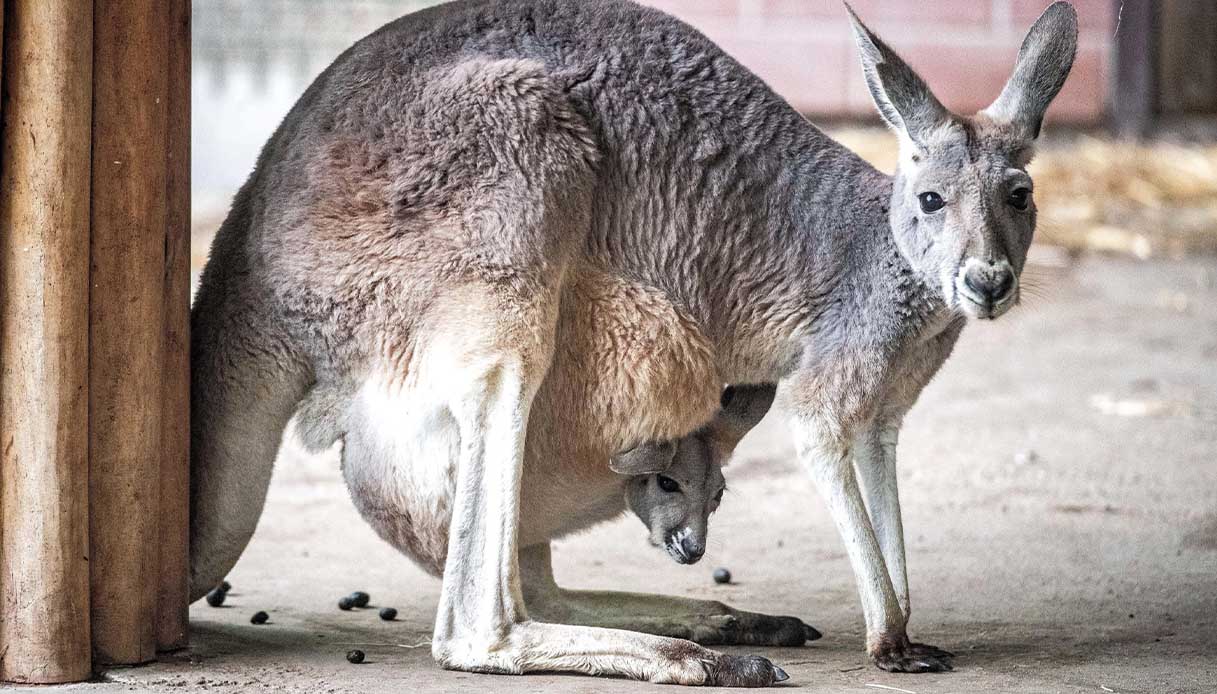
[845,2,950,146]
[609,440,677,476]
[982,1,1078,139]
[718,384,776,439]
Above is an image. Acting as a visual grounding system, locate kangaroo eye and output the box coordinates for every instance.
[656,475,681,493]
[1008,188,1031,211]
[713,487,725,503]
[918,191,945,213]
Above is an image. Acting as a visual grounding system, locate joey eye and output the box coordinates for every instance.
[918,191,945,213]
[713,487,725,503]
[656,475,681,493]
[1008,187,1031,211]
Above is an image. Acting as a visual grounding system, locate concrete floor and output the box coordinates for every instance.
[15,253,1216,693]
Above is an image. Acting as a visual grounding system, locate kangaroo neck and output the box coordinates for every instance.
[688,128,948,383]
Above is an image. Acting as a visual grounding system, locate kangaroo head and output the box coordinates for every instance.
[613,385,776,564]
[847,2,1077,320]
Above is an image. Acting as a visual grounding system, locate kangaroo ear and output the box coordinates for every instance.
[609,440,677,476]
[718,384,776,439]
[981,1,1078,139]
[845,2,950,146]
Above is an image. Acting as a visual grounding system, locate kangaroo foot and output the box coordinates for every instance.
[655,640,789,686]
[703,653,789,686]
[869,633,954,673]
[723,611,822,647]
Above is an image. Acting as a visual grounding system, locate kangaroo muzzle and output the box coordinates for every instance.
[955,258,1017,319]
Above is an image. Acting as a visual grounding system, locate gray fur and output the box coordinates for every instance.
[609,439,677,476]
[846,3,949,145]
[983,1,1079,138]
[624,436,725,565]
[191,0,1076,681]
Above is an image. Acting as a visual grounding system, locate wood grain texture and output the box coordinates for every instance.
[88,0,169,666]
[0,0,95,683]
[157,0,192,653]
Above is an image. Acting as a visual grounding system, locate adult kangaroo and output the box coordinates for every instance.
[189,0,1077,685]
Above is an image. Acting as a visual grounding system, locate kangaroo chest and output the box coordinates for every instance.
[535,267,723,456]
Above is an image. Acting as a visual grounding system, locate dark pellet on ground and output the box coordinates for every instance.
[379,607,397,621]
[350,591,370,608]
[250,611,269,625]
[219,580,232,592]
[205,588,226,607]
[346,649,365,664]
[713,567,732,584]
[338,596,356,611]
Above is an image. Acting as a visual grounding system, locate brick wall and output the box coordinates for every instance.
[639,0,1114,125]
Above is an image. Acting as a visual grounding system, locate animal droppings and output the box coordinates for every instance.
[338,596,356,611]
[346,649,365,664]
[379,607,397,621]
[205,588,226,607]
[350,591,370,608]
[250,611,269,625]
[219,580,232,592]
[713,567,732,584]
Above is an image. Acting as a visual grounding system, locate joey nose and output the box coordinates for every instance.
[681,537,705,563]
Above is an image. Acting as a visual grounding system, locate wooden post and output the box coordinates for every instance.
[157,0,192,653]
[1111,0,1158,138]
[89,0,169,666]
[0,0,95,683]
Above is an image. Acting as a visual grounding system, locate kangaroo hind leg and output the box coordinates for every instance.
[424,291,783,686]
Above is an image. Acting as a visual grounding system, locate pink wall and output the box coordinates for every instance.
[639,0,1114,125]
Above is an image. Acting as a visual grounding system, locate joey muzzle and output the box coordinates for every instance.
[665,527,705,564]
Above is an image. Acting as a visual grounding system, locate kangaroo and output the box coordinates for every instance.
[189,0,1077,685]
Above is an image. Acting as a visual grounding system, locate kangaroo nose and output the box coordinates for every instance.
[963,265,1015,304]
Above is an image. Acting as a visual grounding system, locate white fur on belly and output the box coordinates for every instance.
[341,364,463,573]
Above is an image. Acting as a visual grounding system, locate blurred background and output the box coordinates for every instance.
[193,0,1217,279]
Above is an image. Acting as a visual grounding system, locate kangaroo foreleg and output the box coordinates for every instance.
[793,410,952,674]
[854,417,910,621]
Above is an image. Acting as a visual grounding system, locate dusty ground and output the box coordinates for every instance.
[10,252,1215,694]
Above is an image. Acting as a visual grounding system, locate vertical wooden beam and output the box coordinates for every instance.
[0,0,94,683]
[1111,0,1158,138]
[89,0,168,666]
[157,0,192,653]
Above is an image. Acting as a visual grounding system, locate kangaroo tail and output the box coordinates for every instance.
[188,255,311,602]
